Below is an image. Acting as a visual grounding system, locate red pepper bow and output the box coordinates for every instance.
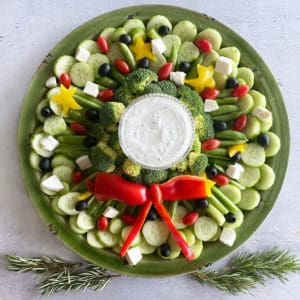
[94,172,207,261]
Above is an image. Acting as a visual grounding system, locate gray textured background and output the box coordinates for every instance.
[0,1,299,299]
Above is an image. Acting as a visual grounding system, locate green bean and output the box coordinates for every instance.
[203,147,228,158]
[208,157,231,168]
[54,149,89,159]
[211,111,241,121]
[169,201,178,219]
[86,197,102,216]
[216,97,237,105]
[118,42,136,71]
[57,135,86,145]
[209,105,239,116]
[73,94,102,109]
[182,200,194,212]
[205,203,226,226]
[208,195,229,214]
[186,54,204,78]
[220,139,247,146]
[217,89,232,98]
[212,186,239,213]
[96,76,119,89]
[215,130,248,141]
[111,66,126,84]
[169,45,178,66]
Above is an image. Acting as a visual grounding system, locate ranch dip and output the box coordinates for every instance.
[118,93,195,170]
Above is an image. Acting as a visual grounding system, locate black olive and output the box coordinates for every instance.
[75,200,88,211]
[98,63,111,76]
[158,25,170,36]
[257,133,270,147]
[225,212,236,223]
[147,207,158,221]
[206,165,218,178]
[195,198,209,209]
[231,152,242,163]
[225,77,239,89]
[160,243,171,257]
[137,57,150,69]
[85,109,99,121]
[41,107,53,118]
[119,34,132,45]
[39,157,52,172]
[179,61,191,73]
[83,136,97,148]
[213,120,227,132]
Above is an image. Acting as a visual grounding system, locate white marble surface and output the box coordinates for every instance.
[0,0,299,299]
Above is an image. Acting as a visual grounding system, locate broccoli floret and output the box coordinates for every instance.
[114,86,135,106]
[191,134,201,154]
[90,123,106,141]
[122,159,141,177]
[107,131,121,150]
[170,158,189,172]
[123,174,143,184]
[141,169,168,186]
[125,68,158,94]
[194,113,215,142]
[157,80,177,97]
[90,142,116,172]
[115,152,127,167]
[167,169,182,179]
[188,152,208,175]
[143,83,162,94]
[99,102,125,128]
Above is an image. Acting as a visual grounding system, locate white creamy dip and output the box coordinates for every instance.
[118,93,195,170]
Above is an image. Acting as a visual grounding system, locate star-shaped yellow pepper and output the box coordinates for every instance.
[51,85,82,115]
[184,64,216,93]
[228,144,247,157]
[129,36,156,61]
[201,172,216,197]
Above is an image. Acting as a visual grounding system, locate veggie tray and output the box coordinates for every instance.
[18,5,289,276]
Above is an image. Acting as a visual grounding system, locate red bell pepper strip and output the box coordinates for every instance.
[159,175,206,201]
[94,172,147,206]
[148,184,195,261]
[120,201,152,257]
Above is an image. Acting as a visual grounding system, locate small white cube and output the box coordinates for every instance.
[76,155,93,170]
[226,164,244,180]
[170,71,186,86]
[151,38,166,55]
[204,99,219,112]
[219,228,236,246]
[125,247,143,266]
[75,47,90,62]
[45,76,57,88]
[103,206,120,218]
[215,56,233,75]
[41,175,64,192]
[83,81,99,98]
[39,135,59,152]
[252,106,272,120]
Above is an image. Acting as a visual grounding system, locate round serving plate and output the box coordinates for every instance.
[18,5,290,277]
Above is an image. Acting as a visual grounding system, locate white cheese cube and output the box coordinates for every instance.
[83,81,99,98]
[234,163,245,172]
[204,99,219,112]
[170,71,186,86]
[215,56,233,75]
[40,135,59,152]
[76,155,92,170]
[252,106,272,120]
[41,175,64,192]
[103,206,120,218]
[125,247,143,266]
[75,47,90,62]
[45,76,57,88]
[151,38,166,55]
[226,164,244,180]
[219,228,236,246]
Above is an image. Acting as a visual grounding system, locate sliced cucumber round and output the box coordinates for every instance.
[172,20,197,42]
[237,94,254,114]
[142,220,169,246]
[121,226,141,247]
[51,196,66,216]
[172,205,187,229]
[219,184,241,204]
[255,164,275,190]
[96,230,118,247]
[76,211,95,231]
[259,114,273,133]
[57,192,81,215]
[123,18,145,33]
[208,227,222,242]
[108,218,124,235]
[49,100,65,117]
[31,133,53,157]
[43,115,67,136]
[197,28,222,50]
[77,40,100,54]
[51,154,76,170]
[29,151,41,171]
[177,41,200,63]
[158,246,180,260]
[112,27,127,42]
[149,53,167,72]
[99,27,116,44]
[181,228,196,246]
[70,62,95,88]
[146,15,173,32]
[238,165,261,187]
[242,115,261,139]
[202,49,219,67]
[241,143,265,167]
[223,208,244,229]
[167,231,186,252]
[53,55,76,78]
[69,216,88,234]
[138,237,156,255]
[36,99,49,123]
[219,47,241,65]
[191,239,203,259]
[264,132,281,157]
[237,67,254,88]
[162,34,181,57]
[106,43,124,64]
[194,216,218,241]
[87,53,109,76]
[249,90,266,109]
[46,87,60,100]
[130,28,147,42]
[87,230,105,249]
[40,173,57,196]
[238,188,261,210]
[53,165,73,183]
[214,72,228,90]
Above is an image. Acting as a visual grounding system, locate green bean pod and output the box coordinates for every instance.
[57,135,86,145]
[205,203,226,226]
[215,130,248,141]
[204,148,230,160]
[118,42,136,71]
[169,45,178,66]
[208,157,231,168]
[96,76,119,89]
[209,105,239,116]
[216,97,238,105]
[208,195,229,214]
[211,111,241,121]
[217,89,232,98]
[168,201,178,219]
[87,197,103,216]
[212,186,240,213]
[111,66,126,84]
[220,139,247,146]
[73,94,103,109]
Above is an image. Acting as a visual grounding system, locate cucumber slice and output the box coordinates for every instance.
[237,77,247,85]
[219,184,241,204]
[177,42,200,63]
[57,181,70,195]
[51,154,76,169]
[36,99,49,122]
[241,143,265,167]
[162,35,181,57]
[237,94,254,114]
[112,244,121,254]
[149,53,167,72]
[109,218,124,235]
[142,220,169,246]
[249,90,266,109]
[53,55,76,78]
[77,40,100,54]
[52,165,73,183]
[238,165,261,187]
[255,164,275,190]
[112,27,127,42]
[223,208,244,229]
[172,205,187,229]
[57,192,81,215]
[157,246,180,260]
[194,216,218,241]
[121,226,141,247]
[99,27,116,44]
[130,28,147,42]
[51,196,66,216]
[138,237,156,255]
[172,20,197,42]
[230,63,238,77]
[202,49,219,67]
[31,133,53,157]
[76,211,95,231]
[181,228,196,246]
[29,151,41,171]
[237,67,255,88]
[167,231,187,252]
[70,62,94,88]
[49,100,65,117]
[191,239,203,259]
[87,230,105,249]
[87,53,109,76]
[69,216,88,234]
[242,115,261,139]
[219,47,241,65]
[106,43,125,64]
[96,230,118,247]
[208,227,222,241]
[123,18,145,33]
[146,15,173,32]
[40,173,57,196]
[259,114,273,133]
[46,87,60,100]
[214,73,228,90]
[205,204,226,226]
[197,28,222,50]
[264,132,281,157]
[43,115,67,136]
[238,188,261,210]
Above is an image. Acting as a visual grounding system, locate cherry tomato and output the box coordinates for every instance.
[96,36,109,53]
[201,87,220,100]
[183,211,199,226]
[212,174,229,186]
[158,62,173,80]
[99,89,114,101]
[60,73,71,88]
[231,85,249,98]
[72,171,84,184]
[202,138,221,151]
[115,59,130,74]
[195,38,212,53]
[120,212,136,225]
[85,179,95,193]
[233,114,247,131]
[97,216,109,231]
[69,122,88,135]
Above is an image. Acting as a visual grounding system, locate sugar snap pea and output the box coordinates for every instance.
[220,139,247,146]
[211,111,241,121]
[209,105,239,117]
[169,45,178,66]
[118,42,136,71]
[203,148,229,159]
[73,94,103,109]
[111,66,126,84]
[217,88,232,98]
[96,76,119,89]
[215,130,248,141]
[216,97,237,105]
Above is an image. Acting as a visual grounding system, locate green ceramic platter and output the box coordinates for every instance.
[18,5,290,277]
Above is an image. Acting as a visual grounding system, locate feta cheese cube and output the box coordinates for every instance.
[204,99,219,112]
[41,175,64,192]
[83,81,99,98]
[45,76,57,88]
[252,106,272,120]
[151,38,166,55]
[170,71,186,86]
[40,135,59,152]
[75,47,90,62]
[103,206,120,218]
[125,247,143,266]
[219,228,236,246]
[76,155,92,170]
[226,163,244,180]
[215,56,233,75]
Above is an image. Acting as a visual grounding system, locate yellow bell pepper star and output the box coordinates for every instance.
[129,36,156,61]
[200,172,216,197]
[51,85,82,115]
[228,144,247,157]
[184,64,216,93]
